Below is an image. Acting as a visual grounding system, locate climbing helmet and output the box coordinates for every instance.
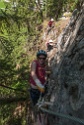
[51,18,54,21]
[36,50,47,58]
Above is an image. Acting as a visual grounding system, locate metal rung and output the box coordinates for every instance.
[44,101,53,106]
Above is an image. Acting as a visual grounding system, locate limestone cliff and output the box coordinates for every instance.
[48,2,84,125]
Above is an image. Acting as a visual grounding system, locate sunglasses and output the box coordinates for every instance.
[38,57,46,60]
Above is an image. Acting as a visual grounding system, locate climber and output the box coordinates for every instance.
[29,50,50,106]
[47,18,55,35]
[46,39,54,52]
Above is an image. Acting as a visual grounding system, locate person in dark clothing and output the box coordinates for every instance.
[47,18,55,35]
[46,39,54,52]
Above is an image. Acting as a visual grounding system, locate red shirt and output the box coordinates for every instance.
[30,60,46,86]
[48,21,54,27]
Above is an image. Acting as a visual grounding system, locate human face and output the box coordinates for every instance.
[38,55,46,65]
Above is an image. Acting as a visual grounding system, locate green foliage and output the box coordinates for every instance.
[70,0,79,11]
[43,0,80,19]
[0,1,6,9]
[0,103,26,125]
[63,0,79,12]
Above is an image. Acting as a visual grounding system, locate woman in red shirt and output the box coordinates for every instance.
[47,18,55,35]
[30,50,47,105]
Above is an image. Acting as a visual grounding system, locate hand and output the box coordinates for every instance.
[37,86,45,93]
[35,79,45,93]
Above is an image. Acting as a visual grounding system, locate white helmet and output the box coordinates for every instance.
[51,18,54,21]
[49,39,53,43]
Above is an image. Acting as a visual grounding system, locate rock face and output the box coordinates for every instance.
[48,3,84,125]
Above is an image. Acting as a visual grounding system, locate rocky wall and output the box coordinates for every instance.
[48,3,84,125]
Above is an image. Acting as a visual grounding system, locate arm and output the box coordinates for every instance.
[31,61,38,80]
[31,61,45,93]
